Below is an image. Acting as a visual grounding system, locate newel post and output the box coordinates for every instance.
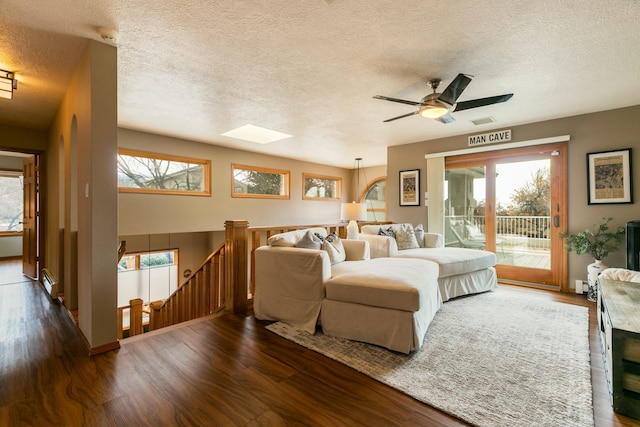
[224,220,249,313]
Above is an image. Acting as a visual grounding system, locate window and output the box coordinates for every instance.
[117,249,179,306]
[0,170,23,234]
[118,149,211,196]
[362,178,386,221]
[232,164,290,199]
[303,173,341,200]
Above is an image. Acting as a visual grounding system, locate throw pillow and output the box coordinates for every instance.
[414,224,425,248]
[268,227,328,247]
[295,229,323,250]
[395,224,420,250]
[314,232,346,264]
[378,227,396,239]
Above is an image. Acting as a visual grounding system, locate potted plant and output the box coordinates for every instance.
[559,217,625,301]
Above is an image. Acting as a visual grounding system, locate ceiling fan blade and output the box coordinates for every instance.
[383,111,419,122]
[453,93,513,112]
[435,114,456,124]
[373,95,421,106]
[437,73,472,106]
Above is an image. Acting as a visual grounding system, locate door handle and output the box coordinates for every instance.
[553,215,560,227]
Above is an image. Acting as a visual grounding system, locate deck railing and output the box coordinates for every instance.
[447,215,551,250]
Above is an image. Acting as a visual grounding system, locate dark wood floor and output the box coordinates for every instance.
[1,258,639,427]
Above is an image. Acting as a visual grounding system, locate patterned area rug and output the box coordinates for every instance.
[266,289,594,427]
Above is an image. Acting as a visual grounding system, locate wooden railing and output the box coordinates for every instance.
[117,298,144,339]
[148,242,226,331]
[118,220,389,338]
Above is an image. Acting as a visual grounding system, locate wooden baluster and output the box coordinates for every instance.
[219,247,226,309]
[148,301,162,331]
[251,231,262,297]
[202,262,210,315]
[185,281,193,321]
[224,220,249,314]
[129,298,144,336]
[117,307,124,340]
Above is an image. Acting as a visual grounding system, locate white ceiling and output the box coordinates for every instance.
[1,1,640,168]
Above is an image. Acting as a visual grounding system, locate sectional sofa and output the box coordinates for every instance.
[253,225,497,353]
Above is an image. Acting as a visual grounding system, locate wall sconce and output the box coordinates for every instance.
[0,70,18,100]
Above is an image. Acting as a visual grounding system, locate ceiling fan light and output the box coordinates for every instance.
[419,104,449,119]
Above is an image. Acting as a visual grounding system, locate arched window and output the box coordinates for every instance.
[361,177,386,221]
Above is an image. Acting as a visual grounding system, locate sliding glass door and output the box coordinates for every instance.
[444,143,567,288]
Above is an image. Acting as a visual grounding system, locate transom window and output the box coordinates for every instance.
[118,149,211,196]
[232,164,290,199]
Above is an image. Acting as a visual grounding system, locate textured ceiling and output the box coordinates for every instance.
[1,1,640,167]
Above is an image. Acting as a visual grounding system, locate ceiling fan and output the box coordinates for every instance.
[373,73,513,123]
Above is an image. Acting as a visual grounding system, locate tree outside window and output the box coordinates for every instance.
[0,173,23,232]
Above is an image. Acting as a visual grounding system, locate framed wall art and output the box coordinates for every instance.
[302,173,342,201]
[587,148,633,204]
[399,169,420,206]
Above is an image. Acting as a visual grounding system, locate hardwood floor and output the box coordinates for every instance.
[1,258,639,426]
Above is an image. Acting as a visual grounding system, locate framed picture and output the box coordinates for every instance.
[399,169,420,206]
[587,148,633,204]
[302,173,342,201]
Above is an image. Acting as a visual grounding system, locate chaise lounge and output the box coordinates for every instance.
[359,223,498,301]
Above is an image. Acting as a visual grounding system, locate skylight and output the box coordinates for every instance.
[221,124,292,144]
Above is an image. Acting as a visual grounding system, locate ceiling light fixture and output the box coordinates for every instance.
[419,100,450,119]
[0,69,17,100]
[341,157,367,239]
[418,79,451,119]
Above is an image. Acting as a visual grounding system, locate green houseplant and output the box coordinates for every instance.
[559,217,625,261]
[559,217,625,301]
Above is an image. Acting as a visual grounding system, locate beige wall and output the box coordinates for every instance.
[387,105,640,288]
[117,128,361,235]
[46,40,118,349]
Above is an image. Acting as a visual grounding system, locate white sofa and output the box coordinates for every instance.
[360,224,498,301]
[254,228,442,353]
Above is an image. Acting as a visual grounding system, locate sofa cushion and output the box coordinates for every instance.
[327,258,439,312]
[268,228,327,247]
[394,247,496,278]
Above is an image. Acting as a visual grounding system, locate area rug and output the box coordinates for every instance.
[266,289,594,427]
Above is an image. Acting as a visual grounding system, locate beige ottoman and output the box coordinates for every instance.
[321,257,441,354]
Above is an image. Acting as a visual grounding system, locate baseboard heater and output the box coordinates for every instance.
[41,268,59,299]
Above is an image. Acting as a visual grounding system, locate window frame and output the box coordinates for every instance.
[0,168,24,234]
[360,176,387,221]
[302,173,342,201]
[117,148,211,196]
[231,163,290,199]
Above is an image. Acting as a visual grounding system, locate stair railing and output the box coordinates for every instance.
[148,242,226,331]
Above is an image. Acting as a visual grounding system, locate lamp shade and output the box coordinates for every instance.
[340,202,367,221]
